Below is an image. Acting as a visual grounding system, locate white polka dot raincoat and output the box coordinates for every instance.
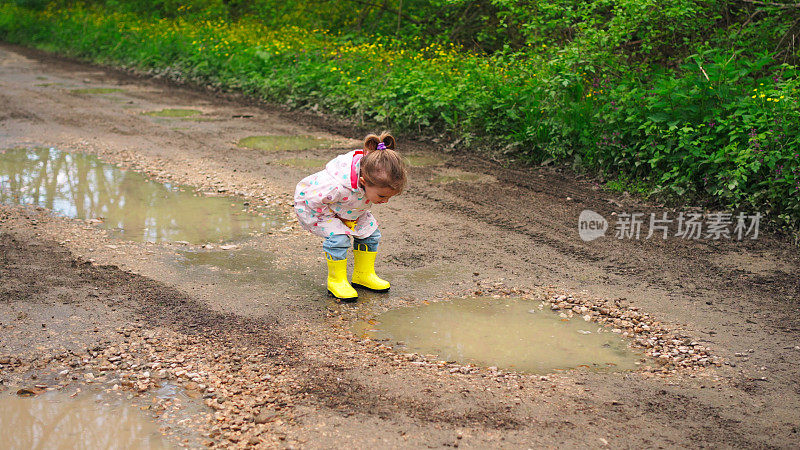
[293,150,378,239]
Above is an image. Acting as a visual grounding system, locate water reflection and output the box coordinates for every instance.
[0,390,171,449]
[0,147,282,243]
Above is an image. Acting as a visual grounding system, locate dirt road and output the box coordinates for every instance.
[1,43,799,448]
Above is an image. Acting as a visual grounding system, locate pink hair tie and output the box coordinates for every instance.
[377,142,387,150]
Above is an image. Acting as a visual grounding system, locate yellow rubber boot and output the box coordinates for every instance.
[326,255,358,302]
[351,245,390,292]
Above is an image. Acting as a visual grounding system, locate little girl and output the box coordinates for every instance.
[294,132,407,301]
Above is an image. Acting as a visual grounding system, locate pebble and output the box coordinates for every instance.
[254,411,277,424]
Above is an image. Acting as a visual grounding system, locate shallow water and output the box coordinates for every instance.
[237,135,336,152]
[275,157,328,169]
[355,297,643,374]
[174,248,318,290]
[143,108,202,118]
[0,389,171,449]
[0,147,282,243]
[177,248,276,274]
[70,88,124,94]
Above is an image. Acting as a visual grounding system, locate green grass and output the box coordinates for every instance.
[603,175,652,198]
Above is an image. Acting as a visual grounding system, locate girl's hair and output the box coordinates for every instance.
[360,132,407,192]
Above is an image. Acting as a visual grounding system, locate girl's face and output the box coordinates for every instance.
[359,177,399,204]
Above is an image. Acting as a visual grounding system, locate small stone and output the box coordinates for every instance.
[185,389,203,399]
[254,412,277,424]
[16,388,42,397]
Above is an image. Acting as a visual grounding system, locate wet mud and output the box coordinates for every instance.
[1,42,799,448]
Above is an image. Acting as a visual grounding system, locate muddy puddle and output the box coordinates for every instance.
[237,135,337,152]
[431,168,495,184]
[143,108,202,118]
[0,147,282,243]
[0,389,172,449]
[70,88,124,94]
[173,248,317,290]
[275,157,328,170]
[356,297,643,374]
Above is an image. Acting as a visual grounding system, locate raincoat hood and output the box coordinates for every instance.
[324,150,364,191]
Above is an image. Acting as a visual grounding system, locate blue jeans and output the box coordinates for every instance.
[324,229,381,260]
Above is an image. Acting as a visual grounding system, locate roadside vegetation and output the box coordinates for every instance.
[1,0,798,232]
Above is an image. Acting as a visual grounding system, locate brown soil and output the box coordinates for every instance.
[1,43,799,448]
